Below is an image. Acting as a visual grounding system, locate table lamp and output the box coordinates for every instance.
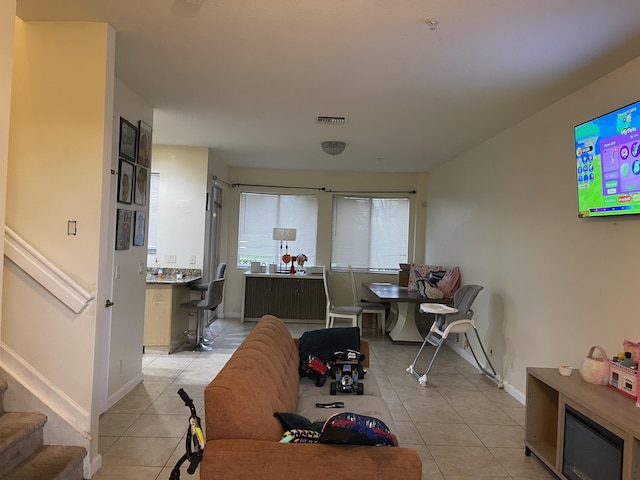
[272,227,296,273]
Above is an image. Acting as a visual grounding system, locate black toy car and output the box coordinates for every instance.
[330,349,365,395]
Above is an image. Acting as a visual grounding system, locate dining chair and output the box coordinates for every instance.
[348,265,386,334]
[322,266,363,329]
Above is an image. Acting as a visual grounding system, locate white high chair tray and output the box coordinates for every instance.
[420,303,459,315]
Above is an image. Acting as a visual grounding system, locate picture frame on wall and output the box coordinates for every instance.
[134,165,147,206]
[133,211,146,247]
[119,117,138,162]
[115,209,132,250]
[118,158,134,204]
[137,121,152,168]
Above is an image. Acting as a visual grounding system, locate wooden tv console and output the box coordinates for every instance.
[526,367,640,479]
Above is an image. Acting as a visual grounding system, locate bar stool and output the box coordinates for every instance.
[180,278,224,351]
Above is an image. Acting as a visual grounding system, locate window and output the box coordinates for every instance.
[238,192,318,267]
[331,196,409,271]
[147,173,160,255]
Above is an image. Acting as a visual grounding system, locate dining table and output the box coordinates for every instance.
[362,282,453,343]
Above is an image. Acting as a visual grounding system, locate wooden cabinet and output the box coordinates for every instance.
[143,283,191,352]
[525,367,640,479]
[242,273,326,322]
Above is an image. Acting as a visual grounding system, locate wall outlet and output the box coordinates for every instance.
[166,254,177,263]
[189,255,196,264]
[138,263,145,275]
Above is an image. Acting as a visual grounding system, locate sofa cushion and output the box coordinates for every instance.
[299,369,382,398]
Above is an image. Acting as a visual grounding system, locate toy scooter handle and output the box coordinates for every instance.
[177,388,198,417]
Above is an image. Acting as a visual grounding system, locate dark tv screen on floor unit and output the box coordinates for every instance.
[575,99,640,218]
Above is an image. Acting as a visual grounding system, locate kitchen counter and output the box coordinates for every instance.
[144,276,201,353]
[145,275,201,285]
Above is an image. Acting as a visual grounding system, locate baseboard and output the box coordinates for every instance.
[445,338,525,405]
[85,452,102,479]
[106,372,144,410]
[0,342,90,430]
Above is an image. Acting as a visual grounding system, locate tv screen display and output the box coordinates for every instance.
[575,100,640,217]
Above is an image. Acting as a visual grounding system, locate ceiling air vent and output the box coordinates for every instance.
[316,116,347,126]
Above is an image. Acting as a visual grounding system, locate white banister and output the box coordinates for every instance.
[3,226,96,314]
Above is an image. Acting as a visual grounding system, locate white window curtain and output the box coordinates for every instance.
[238,192,318,267]
[147,173,160,255]
[332,196,409,271]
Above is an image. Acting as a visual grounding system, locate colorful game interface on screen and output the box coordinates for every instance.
[575,101,640,217]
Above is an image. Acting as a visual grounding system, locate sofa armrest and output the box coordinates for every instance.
[201,439,421,480]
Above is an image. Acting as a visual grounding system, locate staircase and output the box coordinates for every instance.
[0,378,86,480]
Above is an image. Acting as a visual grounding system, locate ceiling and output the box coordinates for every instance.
[15,0,640,173]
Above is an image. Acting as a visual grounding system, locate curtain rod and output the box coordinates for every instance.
[231,182,326,191]
[327,190,416,195]
[231,182,416,195]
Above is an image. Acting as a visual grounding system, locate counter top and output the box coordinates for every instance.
[243,271,323,279]
[146,275,202,285]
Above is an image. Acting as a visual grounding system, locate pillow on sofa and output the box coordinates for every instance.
[299,327,360,377]
[274,412,323,432]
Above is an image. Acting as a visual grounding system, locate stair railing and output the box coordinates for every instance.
[3,226,95,314]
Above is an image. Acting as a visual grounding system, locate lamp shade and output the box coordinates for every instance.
[273,228,296,241]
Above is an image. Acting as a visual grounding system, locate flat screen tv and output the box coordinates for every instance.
[575,100,640,218]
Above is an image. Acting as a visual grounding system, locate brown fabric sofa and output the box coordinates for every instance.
[202,315,422,480]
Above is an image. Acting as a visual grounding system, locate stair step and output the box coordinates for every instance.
[2,445,86,480]
[0,412,47,477]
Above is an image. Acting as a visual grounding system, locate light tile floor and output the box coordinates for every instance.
[95,318,553,480]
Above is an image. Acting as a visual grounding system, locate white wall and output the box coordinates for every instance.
[3,20,116,476]
[223,167,425,316]
[4,19,111,413]
[425,55,640,397]
[150,145,208,269]
[0,0,15,326]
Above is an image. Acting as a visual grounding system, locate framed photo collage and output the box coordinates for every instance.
[116,117,152,250]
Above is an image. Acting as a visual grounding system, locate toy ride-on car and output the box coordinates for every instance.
[330,349,365,395]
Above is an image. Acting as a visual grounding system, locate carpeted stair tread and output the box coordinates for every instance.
[2,445,86,480]
[0,412,47,448]
[0,412,47,477]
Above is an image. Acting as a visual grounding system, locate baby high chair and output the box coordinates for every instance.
[406,284,502,388]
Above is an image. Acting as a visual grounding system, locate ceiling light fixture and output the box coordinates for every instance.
[321,141,346,156]
[426,18,439,31]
